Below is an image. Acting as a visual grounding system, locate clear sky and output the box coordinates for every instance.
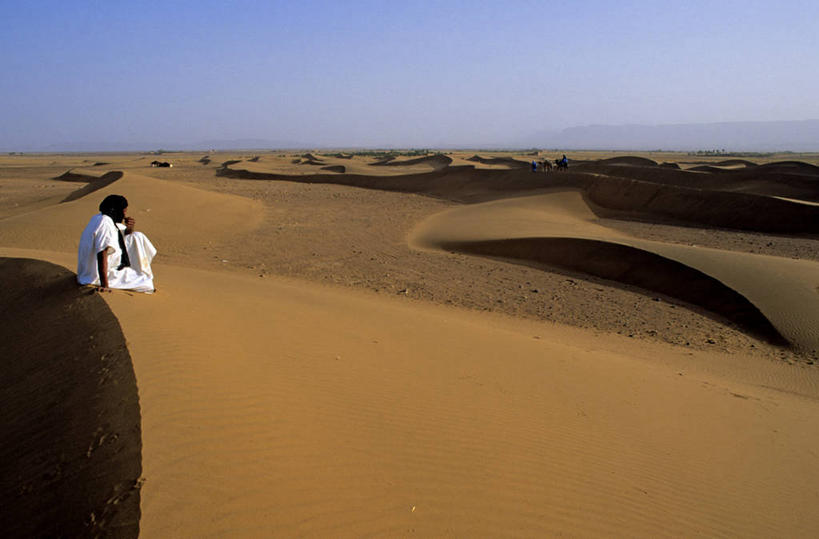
[2,0,818,149]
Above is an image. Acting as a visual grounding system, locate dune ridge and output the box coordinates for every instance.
[217,163,819,233]
[369,154,452,169]
[581,156,659,167]
[437,237,786,344]
[410,191,819,350]
[466,154,529,168]
[580,175,819,233]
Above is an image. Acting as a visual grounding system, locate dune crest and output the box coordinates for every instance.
[369,154,452,169]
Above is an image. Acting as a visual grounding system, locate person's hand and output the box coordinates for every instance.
[124,217,135,234]
[95,285,112,293]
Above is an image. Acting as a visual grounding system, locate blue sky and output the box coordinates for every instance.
[2,0,818,149]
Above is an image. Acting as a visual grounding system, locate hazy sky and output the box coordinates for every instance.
[2,0,818,149]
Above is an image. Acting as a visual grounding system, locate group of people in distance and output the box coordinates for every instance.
[531,154,569,173]
[77,194,157,293]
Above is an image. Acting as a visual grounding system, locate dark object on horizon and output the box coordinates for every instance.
[150,161,172,168]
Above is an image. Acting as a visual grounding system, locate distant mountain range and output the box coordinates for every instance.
[529,120,819,152]
[4,120,818,152]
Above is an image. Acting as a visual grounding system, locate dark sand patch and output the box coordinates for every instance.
[0,258,142,538]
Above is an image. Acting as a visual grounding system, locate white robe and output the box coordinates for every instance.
[77,213,157,292]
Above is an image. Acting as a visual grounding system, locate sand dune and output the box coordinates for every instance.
[575,158,819,201]
[369,154,452,169]
[587,156,659,167]
[3,247,817,537]
[579,175,819,233]
[0,171,263,260]
[685,159,757,168]
[217,162,819,233]
[4,152,819,537]
[466,154,529,169]
[409,191,819,350]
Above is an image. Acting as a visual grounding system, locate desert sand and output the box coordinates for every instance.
[2,150,819,537]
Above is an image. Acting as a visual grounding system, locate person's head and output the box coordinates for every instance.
[99,194,128,223]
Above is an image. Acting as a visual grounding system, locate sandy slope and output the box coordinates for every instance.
[3,154,819,536]
[409,191,819,350]
[4,247,819,537]
[0,171,263,259]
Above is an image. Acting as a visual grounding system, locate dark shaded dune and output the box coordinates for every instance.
[371,156,396,165]
[438,238,786,345]
[93,162,110,167]
[688,165,731,173]
[198,155,211,165]
[596,156,658,167]
[573,162,819,201]
[709,165,819,201]
[0,258,142,538]
[321,165,346,173]
[369,154,453,169]
[660,162,680,169]
[221,159,241,168]
[59,171,124,203]
[684,159,758,168]
[714,159,758,168]
[248,156,260,162]
[574,162,714,187]
[579,175,819,234]
[466,155,529,169]
[301,159,325,166]
[759,160,819,174]
[301,153,323,163]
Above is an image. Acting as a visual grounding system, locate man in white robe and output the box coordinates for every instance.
[77,195,156,293]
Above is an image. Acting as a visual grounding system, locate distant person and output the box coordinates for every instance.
[561,154,569,168]
[531,160,537,173]
[77,194,156,293]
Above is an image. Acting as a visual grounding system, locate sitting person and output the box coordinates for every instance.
[77,194,157,293]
